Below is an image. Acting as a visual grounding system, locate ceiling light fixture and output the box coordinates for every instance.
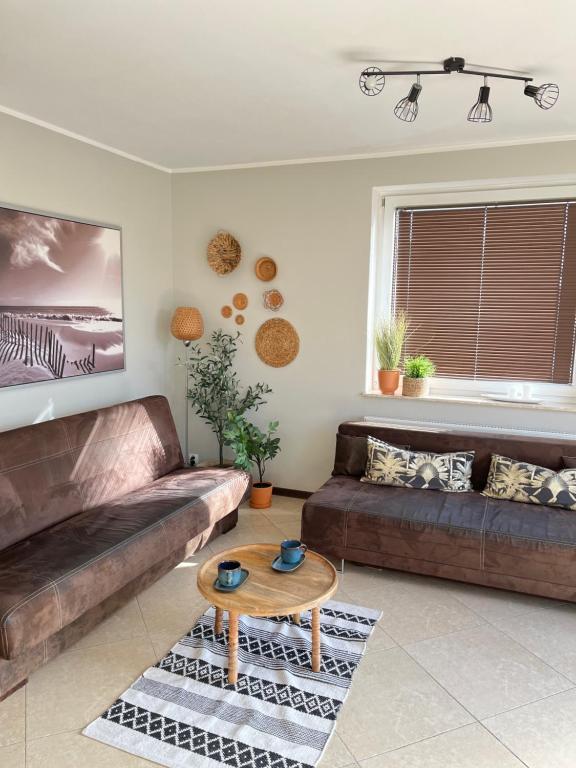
[467,76,492,123]
[358,56,559,123]
[524,82,560,110]
[394,75,422,122]
[359,66,385,96]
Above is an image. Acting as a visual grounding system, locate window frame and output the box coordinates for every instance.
[366,175,576,404]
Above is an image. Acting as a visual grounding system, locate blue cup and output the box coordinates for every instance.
[281,539,307,565]
[218,560,242,587]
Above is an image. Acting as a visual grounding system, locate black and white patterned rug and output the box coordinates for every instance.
[84,600,380,767]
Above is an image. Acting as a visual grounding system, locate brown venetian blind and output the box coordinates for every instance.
[393,201,576,383]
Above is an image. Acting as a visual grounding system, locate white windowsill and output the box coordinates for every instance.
[362,391,576,414]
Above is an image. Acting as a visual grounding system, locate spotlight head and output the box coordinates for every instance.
[524,83,559,110]
[394,79,422,122]
[468,82,492,123]
[359,67,385,96]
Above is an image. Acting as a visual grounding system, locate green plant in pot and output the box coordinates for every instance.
[402,355,436,397]
[187,330,271,466]
[224,414,281,509]
[374,311,410,395]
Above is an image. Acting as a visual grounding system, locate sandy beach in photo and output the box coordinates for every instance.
[0,208,124,387]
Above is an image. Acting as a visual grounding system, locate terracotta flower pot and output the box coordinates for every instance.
[250,482,273,509]
[378,369,400,395]
[402,377,430,397]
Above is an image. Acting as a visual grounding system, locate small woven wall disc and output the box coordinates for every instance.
[255,318,299,367]
[233,292,248,310]
[221,305,232,318]
[255,256,277,281]
[263,289,284,311]
[235,314,245,325]
[207,232,241,275]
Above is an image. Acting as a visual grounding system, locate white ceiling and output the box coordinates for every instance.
[0,0,574,171]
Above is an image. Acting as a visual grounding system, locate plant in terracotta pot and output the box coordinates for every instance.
[374,312,410,395]
[224,414,281,509]
[186,330,271,466]
[402,355,436,397]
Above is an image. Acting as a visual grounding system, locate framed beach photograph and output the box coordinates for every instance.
[0,204,124,388]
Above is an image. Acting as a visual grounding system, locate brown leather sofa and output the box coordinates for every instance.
[302,420,576,602]
[0,395,249,699]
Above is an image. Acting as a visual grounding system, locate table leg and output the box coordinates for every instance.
[228,611,239,684]
[292,613,301,625]
[311,607,321,673]
[214,607,223,635]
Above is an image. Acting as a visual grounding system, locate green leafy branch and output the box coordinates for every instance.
[224,414,281,484]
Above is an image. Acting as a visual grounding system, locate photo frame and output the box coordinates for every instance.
[0,203,124,388]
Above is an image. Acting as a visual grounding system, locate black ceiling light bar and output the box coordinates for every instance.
[359,56,559,122]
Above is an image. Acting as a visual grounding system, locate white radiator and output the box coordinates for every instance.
[362,415,576,441]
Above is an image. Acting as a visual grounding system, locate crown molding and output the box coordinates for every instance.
[2,101,576,175]
[0,104,170,172]
[172,134,576,173]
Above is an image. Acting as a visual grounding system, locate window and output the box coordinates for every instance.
[393,201,576,384]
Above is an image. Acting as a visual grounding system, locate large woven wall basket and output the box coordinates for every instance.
[255,318,300,367]
[207,232,241,275]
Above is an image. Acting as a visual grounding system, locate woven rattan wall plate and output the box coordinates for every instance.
[263,289,284,311]
[235,314,245,325]
[221,305,232,318]
[255,256,277,282]
[255,318,299,367]
[207,232,241,275]
[233,292,248,310]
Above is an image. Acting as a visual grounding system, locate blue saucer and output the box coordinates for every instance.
[271,553,305,572]
[213,568,249,592]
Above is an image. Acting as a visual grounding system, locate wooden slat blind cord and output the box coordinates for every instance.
[392,201,576,384]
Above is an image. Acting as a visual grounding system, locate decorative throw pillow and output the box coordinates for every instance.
[332,434,411,476]
[482,454,576,510]
[332,435,369,476]
[361,437,474,492]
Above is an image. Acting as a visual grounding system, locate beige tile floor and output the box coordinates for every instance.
[3,496,576,767]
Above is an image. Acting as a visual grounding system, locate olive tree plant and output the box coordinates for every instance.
[186,330,271,466]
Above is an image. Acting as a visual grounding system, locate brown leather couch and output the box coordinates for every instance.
[0,395,249,699]
[302,420,576,602]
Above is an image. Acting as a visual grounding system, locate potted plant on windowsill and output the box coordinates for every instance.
[402,355,436,397]
[375,311,410,395]
[224,414,281,509]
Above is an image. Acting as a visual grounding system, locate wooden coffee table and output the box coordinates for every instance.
[197,543,338,684]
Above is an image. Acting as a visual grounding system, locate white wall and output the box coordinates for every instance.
[0,112,174,429]
[171,141,576,491]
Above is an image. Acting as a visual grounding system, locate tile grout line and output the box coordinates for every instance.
[480,683,576,722]
[448,588,571,627]
[349,723,484,765]
[477,606,576,684]
[475,721,531,768]
[445,591,576,686]
[399,643,530,767]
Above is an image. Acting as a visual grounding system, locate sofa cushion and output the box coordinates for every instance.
[302,476,486,568]
[338,421,576,491]
[302,476,576,580]
[361,437,474,492]
[332,434,369,476]
[0,467,248,660]
[0,395,183,552]
[483,454,576,511]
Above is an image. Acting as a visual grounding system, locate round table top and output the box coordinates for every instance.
[197,543,338,616]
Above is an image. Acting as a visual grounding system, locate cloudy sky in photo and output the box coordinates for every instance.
[0,208,122,315]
